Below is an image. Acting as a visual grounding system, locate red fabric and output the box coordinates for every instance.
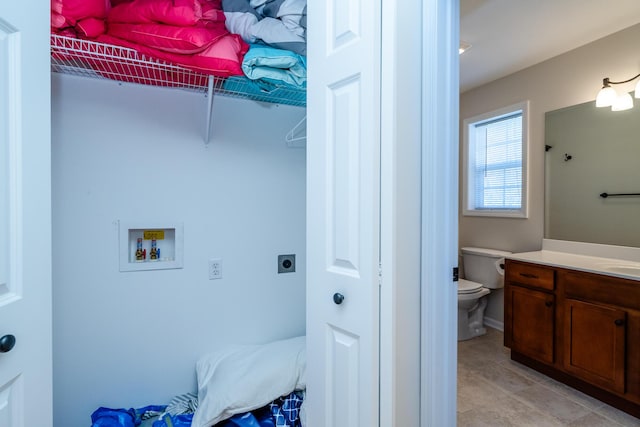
[52,0,244,86]
[76,18,107,38]
[108,22,227,54]
[52,34,201,87]
[96,33,247,77]
[51,11,67,29]
[199,0,224,22]
[187,33,247,76]
[51,0,109,22]
[53,27,77,38]
[101,0,241,76]
[108,0,203,27]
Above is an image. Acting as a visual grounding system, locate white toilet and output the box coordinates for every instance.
[458,247,512,341]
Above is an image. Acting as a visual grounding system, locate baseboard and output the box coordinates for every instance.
[483,317,503,332]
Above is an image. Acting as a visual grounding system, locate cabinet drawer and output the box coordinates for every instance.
[506,260,555,291]
[562,271,640,310]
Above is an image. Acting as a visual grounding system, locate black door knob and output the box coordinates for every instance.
[333,293,345,305]
[0,334,16,353]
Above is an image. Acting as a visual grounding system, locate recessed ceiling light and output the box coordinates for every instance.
[459,41,472,55]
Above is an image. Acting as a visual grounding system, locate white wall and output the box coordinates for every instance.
[460,23,640,326]
[51,74,306,426]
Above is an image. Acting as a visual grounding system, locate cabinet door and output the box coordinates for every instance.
[564,299,626,394]
[506,285,555,364]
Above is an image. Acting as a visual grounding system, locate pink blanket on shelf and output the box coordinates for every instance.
[52,0,249,80]
[107,22,228,54]
[51,0,109,37]
[107,0,225,27]
[51,0,110,28]
[97,32,247,77]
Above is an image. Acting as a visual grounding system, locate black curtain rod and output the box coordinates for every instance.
[600,192,640,198]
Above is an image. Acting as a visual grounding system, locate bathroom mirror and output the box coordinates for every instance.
[544,97,640,247]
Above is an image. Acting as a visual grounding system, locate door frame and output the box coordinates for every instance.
[378,0,424,425]
[420,0,459,426]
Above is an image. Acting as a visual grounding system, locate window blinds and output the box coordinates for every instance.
[473,112,522,209]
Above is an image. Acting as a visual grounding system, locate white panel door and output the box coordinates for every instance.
[306,0,381,426]
[0,2,53,426]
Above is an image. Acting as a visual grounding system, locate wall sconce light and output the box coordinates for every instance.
[459,41,471,55]
[596,73,640,111]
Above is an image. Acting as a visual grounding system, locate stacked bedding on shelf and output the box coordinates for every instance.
[99,0,248,77]
[90,336,307,427]
[221,0,306,56]
[51,0,248,78]
[222,0,307,90]
[50,0,307,93]
[51,0,110,38]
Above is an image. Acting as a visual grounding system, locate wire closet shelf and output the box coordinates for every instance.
[50,34,306,107]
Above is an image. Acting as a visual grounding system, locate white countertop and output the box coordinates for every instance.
[507,250,640,282]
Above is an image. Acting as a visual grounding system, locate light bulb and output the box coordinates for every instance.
[596,86,617,107]
[459,41,471,55]
[611,92,633,111]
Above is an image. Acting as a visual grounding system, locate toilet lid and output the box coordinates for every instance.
[458,279,484,294]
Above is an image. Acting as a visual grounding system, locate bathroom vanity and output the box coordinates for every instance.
[504,250,640,418]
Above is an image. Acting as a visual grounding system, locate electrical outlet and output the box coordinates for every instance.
[278,254,295,274]
[209,258,222,280]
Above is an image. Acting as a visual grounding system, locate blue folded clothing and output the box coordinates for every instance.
[242,44,307,89]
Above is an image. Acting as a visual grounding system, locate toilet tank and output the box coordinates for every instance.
[461,247,512,289]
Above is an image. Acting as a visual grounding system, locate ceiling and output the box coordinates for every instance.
[460,0,640,93]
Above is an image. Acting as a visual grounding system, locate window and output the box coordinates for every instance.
[462,101,529,218]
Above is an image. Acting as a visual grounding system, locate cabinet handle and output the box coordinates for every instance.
[520,273,539,279]
[545,301,553,307]
[614,319,625,326]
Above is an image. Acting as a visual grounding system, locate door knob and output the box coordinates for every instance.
[614,319,625,326]
[333,293,345,305]
[0,334,16,353]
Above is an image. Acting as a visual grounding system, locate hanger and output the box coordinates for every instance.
[286,115,306,147]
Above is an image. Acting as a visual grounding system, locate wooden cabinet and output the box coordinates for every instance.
[504,259,640,418]
[504,261,556,364]
[563,298,626,393]
[505,260,555,291]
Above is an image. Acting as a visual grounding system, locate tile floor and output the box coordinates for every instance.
[457,327,640,427]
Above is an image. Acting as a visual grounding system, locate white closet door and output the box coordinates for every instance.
[306,0,381,425]
[0,2,52,426]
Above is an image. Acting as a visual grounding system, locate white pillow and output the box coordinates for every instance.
[192,335,306,427]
